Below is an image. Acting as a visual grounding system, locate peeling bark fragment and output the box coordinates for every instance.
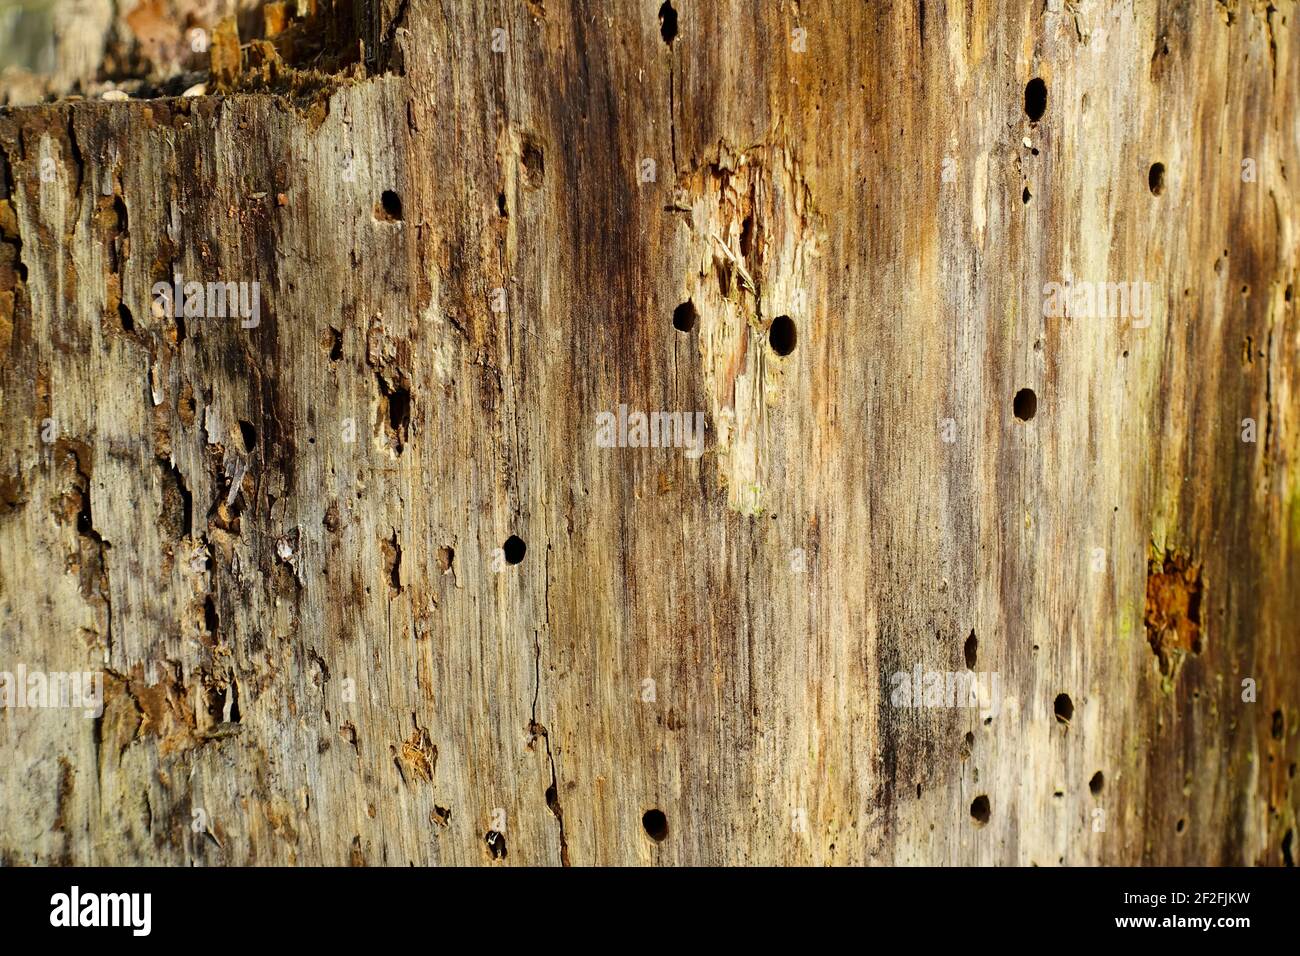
[1144,552,1205,677]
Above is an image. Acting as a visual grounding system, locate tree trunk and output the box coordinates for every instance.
[1,0,1298,866]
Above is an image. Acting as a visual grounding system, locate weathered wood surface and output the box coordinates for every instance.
[1,0,1298,865]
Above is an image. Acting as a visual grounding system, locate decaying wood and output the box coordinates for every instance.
[1,0,1298,866]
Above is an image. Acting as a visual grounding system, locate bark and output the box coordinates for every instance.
[0,0,1298,866]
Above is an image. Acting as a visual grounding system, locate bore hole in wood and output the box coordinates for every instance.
[1025,78,1047,121]
[1090,771,1105,795]
[522,139,545,188]
[503,535,527,565]
[388,386,411,436]
[204,594,219,638]
[971,795,991,826]
[1148,162,1166,196]
[673,300,696,333]
[964,630,978,669]
[1022,186,1031,204]
[377,190,403,221]
[1014,388,1037,421]
[238,420,257,452]
[485,830,507,859]
[642,808,669,841]
[658,2,678,44]
[769,315,797,356]
[1054,693,1074,723]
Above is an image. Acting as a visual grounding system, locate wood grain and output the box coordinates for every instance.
[0,0,1297,866]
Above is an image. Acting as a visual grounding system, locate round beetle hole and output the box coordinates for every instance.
[642,808,668,842]
[769,315,797,356]
[971,795,991,827]
[1014,388,1037,421]
[377,190,403,221]
[672,300,696,333]
[1025,78,1047,121]
[1054,693,1074,723]
[1148,162,1166,196]
[503,535,526,565]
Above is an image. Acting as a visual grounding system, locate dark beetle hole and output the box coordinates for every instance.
[1284,829,1294,867]
[1090,771,1105,795]
[964,630,978,669]
[388,386,411,436]
[642,808,669,841]
[485,830,507,859]
[658,2,678,44]
[1054,693,1074,723]
[1022,186,1031,204]
[118,302,134,331]
[503,534,527,565]
[1014,388,1037,421]
[203,594,219,637]
[1176,818,1186,834]
[672,300,696,332]
[970,795,991,826]
[1024,77,1047,121]
[238,420,257,452]
[1148,162,1166,196]
[769,315,797,356]
[378,190,403,221]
